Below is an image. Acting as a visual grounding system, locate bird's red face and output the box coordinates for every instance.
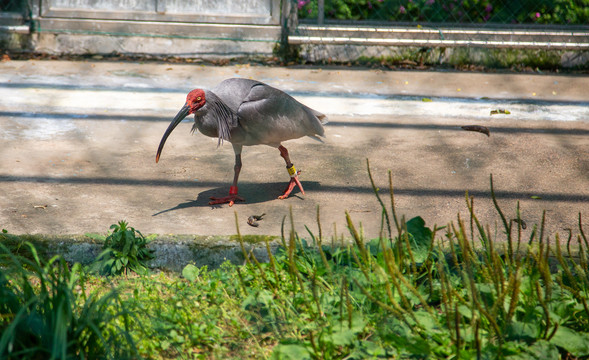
[186,89,206,113]
[156,88,208,163]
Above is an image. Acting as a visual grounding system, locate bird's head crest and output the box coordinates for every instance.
[186,89,206,113]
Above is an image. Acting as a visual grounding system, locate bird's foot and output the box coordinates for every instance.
[278,171,305,199]
[209,186,245,206]
[209,195,245,206]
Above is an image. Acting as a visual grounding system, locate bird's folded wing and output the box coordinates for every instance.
[237,84,325,143]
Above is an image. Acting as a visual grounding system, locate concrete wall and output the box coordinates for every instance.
[2,0,587,67]
[2,0,282,57]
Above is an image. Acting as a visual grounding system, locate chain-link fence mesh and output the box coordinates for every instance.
[291,0,589,66]
[0,0,29,15]
[1,0,31,29]
[297,0,589,25]
[2,0,588,68]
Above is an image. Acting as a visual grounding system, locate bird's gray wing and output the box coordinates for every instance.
[212,78,263,113]
[236,83,326,145]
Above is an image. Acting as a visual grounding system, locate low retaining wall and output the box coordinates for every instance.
[1,234,280,272]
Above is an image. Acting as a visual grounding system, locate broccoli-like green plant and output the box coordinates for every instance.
[90,220,155,276]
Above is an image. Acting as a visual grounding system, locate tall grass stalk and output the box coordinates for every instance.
[260,166,589,358]
[2,164,588,359]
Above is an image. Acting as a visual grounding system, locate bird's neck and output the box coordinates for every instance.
[193,91,237,145]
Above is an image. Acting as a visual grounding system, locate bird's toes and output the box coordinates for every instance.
[208,194,245,206]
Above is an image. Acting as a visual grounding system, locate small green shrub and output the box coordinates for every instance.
[90,220,155,276]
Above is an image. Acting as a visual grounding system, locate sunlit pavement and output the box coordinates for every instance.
[1,60,587,239]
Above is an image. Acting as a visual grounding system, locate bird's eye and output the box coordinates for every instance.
[196,97,201,101]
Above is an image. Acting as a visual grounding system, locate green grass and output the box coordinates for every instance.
[1,163,588,359]
[345,47,570,72]
[0,242,138,359]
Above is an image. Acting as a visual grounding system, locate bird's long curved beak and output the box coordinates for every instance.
[156,104,191,163]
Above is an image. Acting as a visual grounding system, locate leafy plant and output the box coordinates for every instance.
[0,242,138,359]
[2,163,587,359]
[90,220,155,276]
[227,160,589,359]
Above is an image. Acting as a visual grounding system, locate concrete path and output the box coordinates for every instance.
[1,60,587,240]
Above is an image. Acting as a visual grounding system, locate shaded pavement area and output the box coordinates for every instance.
[1,60,587,239]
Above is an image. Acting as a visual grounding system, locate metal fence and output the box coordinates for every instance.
[2,0,589,66]
[0,0,29,19]
[297,0,589,25]
[0,0,27,13]
[0,0,30,32]
[289,0,589,64]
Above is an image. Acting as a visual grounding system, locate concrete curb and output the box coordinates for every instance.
[0,233,281,272]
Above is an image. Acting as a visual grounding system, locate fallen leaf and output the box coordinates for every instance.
[531,195,542,199]
[511,218,527,229]
[399,60,416,66]
[34,205,48,209]
[490,109,511,115]
[422,98,432,102]
[247,213,265,227]
[461,125,490,137]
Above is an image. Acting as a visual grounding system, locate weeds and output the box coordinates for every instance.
[233,160,589,359]
[89,220,155,276]
[1,162,587,359]
[0,242,138,359]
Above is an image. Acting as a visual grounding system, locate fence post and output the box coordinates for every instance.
[318,0,324,25]
[278,0,299,61]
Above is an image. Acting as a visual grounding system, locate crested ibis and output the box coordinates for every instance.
[156,78,327,206]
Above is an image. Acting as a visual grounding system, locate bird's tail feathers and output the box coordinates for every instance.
[312,109,328,125]
[307,135,325,143]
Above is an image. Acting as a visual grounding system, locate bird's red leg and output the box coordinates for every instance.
[209,152,245,206]
[277,145,305,199]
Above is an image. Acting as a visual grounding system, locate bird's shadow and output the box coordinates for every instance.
[152,181,321,216]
